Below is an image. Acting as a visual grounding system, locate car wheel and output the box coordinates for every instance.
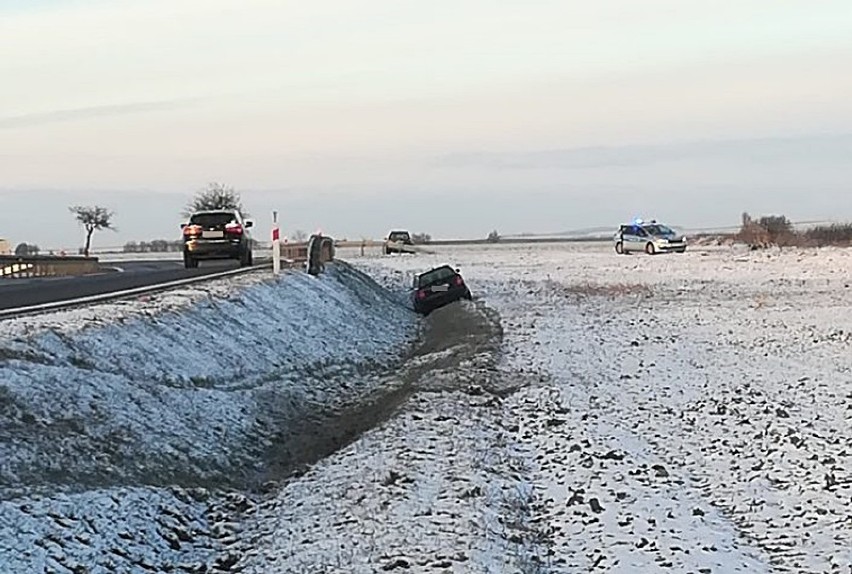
[645,242,656,255]
[677,248,686,253]
[183,253,197,269]
[239,249,251,267]
[615,241,624,255]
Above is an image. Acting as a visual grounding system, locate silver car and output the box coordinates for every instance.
[614,221,687,255]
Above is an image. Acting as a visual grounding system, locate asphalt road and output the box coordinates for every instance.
[0,259,261,311]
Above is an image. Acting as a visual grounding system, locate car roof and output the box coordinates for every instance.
[418,264,456,276]
[620,221,667,227]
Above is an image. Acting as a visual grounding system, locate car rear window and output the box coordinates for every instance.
[190,212,237,228]
[417,266,456,287]
[389,232,410,241]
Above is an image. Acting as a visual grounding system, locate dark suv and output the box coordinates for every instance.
[412,265,472,315]
[181,210,254,268]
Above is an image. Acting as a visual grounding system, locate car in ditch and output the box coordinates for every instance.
[614,220,687,255]
[384,230,417,255]
[181,209,254,268]
[412,264,472,315]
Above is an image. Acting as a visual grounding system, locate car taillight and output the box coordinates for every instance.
[453,276,464,286]
[183,224,202,237]
[225,222,243,235]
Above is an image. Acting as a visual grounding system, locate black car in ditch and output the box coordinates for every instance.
[412,265,472,315]
[181,209,254,268]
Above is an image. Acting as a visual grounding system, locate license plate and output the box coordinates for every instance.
[431,285,448,292]
[202,230,224,239]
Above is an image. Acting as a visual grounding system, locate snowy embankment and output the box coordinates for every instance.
[0,263,416,573]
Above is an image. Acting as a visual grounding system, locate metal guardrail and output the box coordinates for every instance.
[280,243,309,262]
[0,255,100,278]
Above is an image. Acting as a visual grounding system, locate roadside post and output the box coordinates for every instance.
[272,210,281,276]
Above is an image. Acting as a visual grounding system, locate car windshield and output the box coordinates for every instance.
[189,212,237,228]
[389,232,410,241]
[417,266,456,288]
[643,224,674,235]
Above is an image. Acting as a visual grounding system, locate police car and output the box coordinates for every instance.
[614,219,687,255]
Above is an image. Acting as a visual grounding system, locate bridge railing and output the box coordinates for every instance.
[0,255,100,279]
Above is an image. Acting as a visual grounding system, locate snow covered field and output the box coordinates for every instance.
[346,242,850,573]
[1,242,849,573]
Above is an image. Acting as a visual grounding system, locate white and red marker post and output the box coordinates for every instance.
[272,210,281,276]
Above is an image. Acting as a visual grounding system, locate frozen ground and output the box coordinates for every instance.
[346,242,850,573]
[1,243,849,573]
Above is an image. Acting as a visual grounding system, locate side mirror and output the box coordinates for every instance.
[180,223,187,229]
[245,220,254,228]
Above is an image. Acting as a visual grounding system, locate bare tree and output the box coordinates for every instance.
[14,242,40,256]
[411,232,432,244]
[487,230,501,243]
[70,205,115,257]
[184,182,246,216]
[291,229,308,242]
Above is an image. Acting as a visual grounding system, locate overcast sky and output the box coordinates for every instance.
[1,0,851,248]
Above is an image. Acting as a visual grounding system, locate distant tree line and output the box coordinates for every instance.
[738,212,852,248]
[124,238,261,253]
[803,223,852,245]
[123,240,184,253]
